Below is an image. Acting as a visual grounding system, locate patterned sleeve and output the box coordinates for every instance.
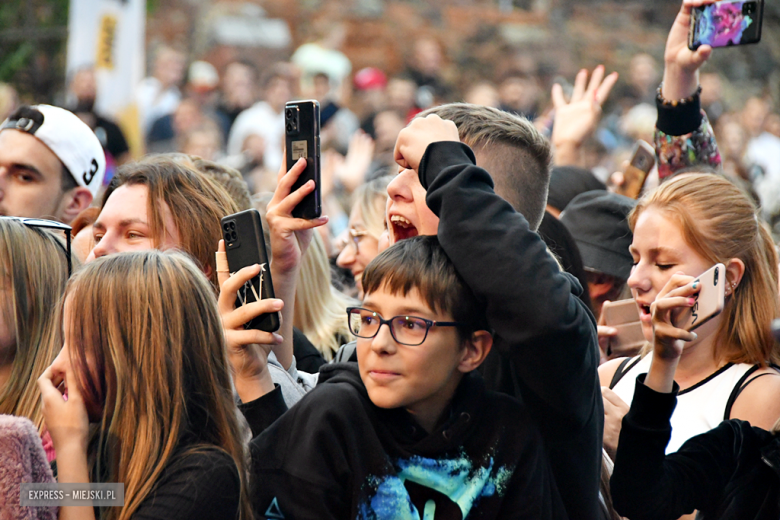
[654,110,721,181]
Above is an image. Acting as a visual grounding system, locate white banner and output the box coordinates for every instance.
[67,0,145,154]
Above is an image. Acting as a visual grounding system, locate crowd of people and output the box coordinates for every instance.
[0,0,779,519]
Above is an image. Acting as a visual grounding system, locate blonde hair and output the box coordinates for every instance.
[63,251,250,520]
[0,219,73,431]
[630,174,780,366]
[295,232,357,360]
[353,176,391,239]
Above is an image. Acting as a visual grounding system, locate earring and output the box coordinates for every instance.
[726,281,738,295]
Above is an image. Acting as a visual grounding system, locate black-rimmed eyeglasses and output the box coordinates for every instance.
[0,217,72,277]
[347,307,465,346]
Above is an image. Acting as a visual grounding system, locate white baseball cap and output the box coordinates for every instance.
[0,104,106,196]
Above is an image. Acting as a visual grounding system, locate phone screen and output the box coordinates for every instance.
[690,1,761,49]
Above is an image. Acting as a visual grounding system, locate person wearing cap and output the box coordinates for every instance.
[559,190,636,320]
[546,165,607,218]
[0,104,106,222]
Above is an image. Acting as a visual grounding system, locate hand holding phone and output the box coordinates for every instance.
[285,100,321,219]
[689,0,763,50]
[674,263,726,331]
[221,209,280,332]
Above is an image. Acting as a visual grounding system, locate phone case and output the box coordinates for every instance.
[602,299,641,326]
[602,299,645,356]
[618,140,655,200]
[689,0,763,50]
[221,209,280,333]
[675,263,726,331]
[285,100,321,219]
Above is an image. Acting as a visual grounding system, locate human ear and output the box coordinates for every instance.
[59,187,93,223]
[457,330,493,373]
[724,258,746,295]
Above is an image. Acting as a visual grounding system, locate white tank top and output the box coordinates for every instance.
[611,354,755,454]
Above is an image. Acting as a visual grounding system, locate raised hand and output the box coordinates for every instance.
[662,0,717,100]
[393,115,460,173]
[338,130,375,192]
[551,65,618,166]
[644,271,699,394]
[217,243,284,402]
[266,157,329,275]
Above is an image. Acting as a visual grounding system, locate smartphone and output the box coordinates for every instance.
[689,0,763,50]
[675,263,726,332]
[602,299,646,357]
[221,209,280,333]
[285,100,321,219]
[616,140,655,200]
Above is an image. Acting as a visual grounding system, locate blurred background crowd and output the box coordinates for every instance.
[3,0,780,237]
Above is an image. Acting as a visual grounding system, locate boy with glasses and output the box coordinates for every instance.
[242,235,565,520]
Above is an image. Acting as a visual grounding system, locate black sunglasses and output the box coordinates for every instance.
[0,217,72,277]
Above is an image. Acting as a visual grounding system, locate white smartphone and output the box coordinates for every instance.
[674,263,726,331]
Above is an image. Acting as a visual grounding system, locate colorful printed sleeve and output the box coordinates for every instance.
[654,110,721,181]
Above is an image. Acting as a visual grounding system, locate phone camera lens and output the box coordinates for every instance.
[231,231,237,241]
[229,222,235,230]
[286,109,293,118]
[224,233,230,242]
[743,2,755,14]
[286,123,293,132]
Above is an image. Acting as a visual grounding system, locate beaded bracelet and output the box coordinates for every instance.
[656,83,702,107]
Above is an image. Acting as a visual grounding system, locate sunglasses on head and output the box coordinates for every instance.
[0,217,72,277]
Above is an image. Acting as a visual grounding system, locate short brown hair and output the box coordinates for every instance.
[419,103,552,231]
[102,157,239,288]
[361,235,489,339]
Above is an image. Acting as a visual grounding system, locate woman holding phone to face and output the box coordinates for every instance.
[608,226,780,519]
[38,251,251,520]
[599,0,780,459]
[599,174,780,458]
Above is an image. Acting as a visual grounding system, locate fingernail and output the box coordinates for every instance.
[272,333,284,343]
[692,281,699,290]
[690,332,698,340]
[272,300,283,310]
[688,298,696,305]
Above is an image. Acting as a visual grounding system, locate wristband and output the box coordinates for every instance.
[656,83,702,107]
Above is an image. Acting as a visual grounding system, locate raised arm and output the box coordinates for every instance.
[655,0,721,180]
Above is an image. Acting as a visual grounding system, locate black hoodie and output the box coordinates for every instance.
[245,363,566,520]
[418,142,603,520]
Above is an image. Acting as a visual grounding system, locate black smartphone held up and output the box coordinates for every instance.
[689,0,763,50]
[285,100,321,219]
[221,209,280,333]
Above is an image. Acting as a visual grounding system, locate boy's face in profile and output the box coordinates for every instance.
[356,286,467,426]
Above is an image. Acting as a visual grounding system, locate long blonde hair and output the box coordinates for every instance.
[295,232,356,360]
[0,219,73,431]
[63,251,250,520]
[630,174,780,366]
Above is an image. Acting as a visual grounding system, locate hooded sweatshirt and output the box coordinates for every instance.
[245,363,566,520]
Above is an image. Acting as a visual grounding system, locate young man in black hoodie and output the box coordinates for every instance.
[388,111,603,520]
[224,104,603,519]
[241,236,565,519]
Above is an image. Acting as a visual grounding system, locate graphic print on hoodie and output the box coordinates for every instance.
[247,363,566,520]
[358,449,515,519]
